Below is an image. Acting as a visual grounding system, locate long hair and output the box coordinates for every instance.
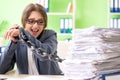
[21,3,47,28]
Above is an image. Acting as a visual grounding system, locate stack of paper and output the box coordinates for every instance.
[63,59,98,80]
[63,27,120,80]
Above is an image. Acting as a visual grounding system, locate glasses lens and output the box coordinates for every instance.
[37,20,44,25]
[26,19,35,25]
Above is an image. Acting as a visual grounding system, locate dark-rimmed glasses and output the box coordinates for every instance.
[26,19,44,25]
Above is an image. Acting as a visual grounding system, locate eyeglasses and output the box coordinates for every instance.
[26,19,44,25]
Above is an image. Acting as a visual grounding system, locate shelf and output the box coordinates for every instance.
[57,33,72,36]
[110,13,120,15]
[46,0,76,41]
[47,12,73,15]
[57,33,72,41]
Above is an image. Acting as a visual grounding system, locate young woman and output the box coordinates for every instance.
[0,3,63,75]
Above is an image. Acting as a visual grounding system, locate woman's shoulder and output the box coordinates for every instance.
[43,29,57,34]
[38,29,57,40]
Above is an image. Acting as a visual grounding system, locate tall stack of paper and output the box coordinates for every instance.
[63,27,120,80]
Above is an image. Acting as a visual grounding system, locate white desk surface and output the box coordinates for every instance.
[0,74,120,80]
[0,75,65,80]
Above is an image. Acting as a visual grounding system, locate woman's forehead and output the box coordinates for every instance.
[28,11,43,19]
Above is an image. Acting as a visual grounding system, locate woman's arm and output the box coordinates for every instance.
[21,29,57,59]
[0,41,16,74]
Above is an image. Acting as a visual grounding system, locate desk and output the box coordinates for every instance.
[0,74,120,80]
[105,75,120,80]
[0,75,65,80]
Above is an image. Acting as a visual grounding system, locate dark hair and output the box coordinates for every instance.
[21,3,47,28]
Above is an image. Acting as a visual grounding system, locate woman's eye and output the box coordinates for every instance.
[38,21,44,24]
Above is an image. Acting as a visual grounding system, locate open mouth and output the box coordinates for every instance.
[31,29,39,35]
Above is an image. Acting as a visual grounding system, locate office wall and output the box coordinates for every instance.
[76,0,108,28]
[0,0,34,37]
[0,0,34,24]
[0,0,108,38]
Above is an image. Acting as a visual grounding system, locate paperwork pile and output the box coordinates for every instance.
[63,27,120,80]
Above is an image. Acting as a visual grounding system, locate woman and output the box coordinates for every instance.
[0,3,62,75]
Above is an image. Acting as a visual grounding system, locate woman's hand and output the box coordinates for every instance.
[4,24,20,43]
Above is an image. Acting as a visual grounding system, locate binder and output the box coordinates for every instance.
[116,18,119,28]
[118,0,120,12]
[66,2,73,13]
[45,0,49,12]
[60,18,65,33]
[0,46,5,56]
[0,47,1,53]
[68,18,73,33]
[113,0,115,12]
[39,0,44,7]
[35,0,49,12]
[114,0,118,12]
[110,18,113,28]
[113,18,118,28]
[118,18,120,28]
[64,18,69,33]
[110,0,114,12]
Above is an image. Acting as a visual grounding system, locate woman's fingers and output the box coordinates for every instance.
[10,29,20,37]
[10,24,19,29]
[4,30,12,39]
[4,24,20,41]
[4,31,8,39]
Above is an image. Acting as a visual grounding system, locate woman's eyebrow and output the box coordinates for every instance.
[28,18,43,20]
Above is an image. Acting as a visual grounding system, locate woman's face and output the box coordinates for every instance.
[25,11,44,38]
